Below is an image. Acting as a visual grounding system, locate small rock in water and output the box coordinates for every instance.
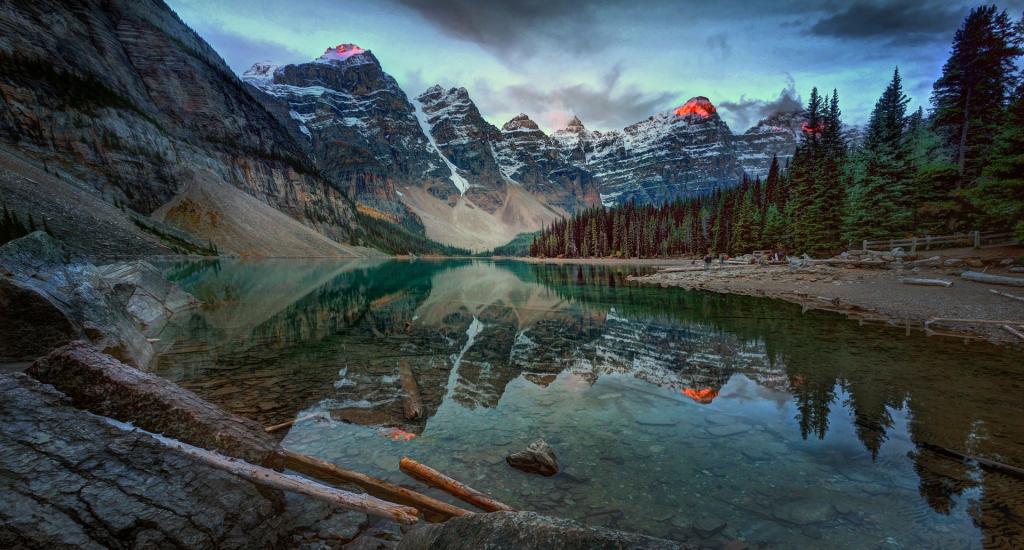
[506,439,559,476]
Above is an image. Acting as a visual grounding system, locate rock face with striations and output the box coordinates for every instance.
[0,232,153,368]
[0,0,360,255]
[554,97,742,206]
[244,45,460,230]
[734,110,802,179]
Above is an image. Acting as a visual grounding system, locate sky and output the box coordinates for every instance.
[166,0,1024,132]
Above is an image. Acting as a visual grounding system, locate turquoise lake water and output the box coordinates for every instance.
[153,259,1024,548]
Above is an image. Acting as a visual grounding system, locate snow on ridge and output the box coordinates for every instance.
[413,97,470,194]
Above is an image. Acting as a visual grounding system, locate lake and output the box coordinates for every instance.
[152,259,1024,548]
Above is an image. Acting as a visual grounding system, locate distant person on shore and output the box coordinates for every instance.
[703,253,712,270]
[719,253,726,266]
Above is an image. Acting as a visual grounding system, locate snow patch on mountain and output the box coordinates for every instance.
[413,97,469,194]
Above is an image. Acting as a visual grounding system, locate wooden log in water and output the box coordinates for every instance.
[265,413,327,433]
[280,449,470,521]
[960,271,1024,287]
[925,317,1024,328]
[399,457,514,513]
[920,442,1024,480]
[899,278,953,287]
[107,421,420,524]
[399,360,423,421]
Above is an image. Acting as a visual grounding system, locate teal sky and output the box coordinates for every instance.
[166,0,1023,132]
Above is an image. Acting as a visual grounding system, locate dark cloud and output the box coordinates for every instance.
[808,1,968,46]
[472,64,677,131]
[394,0,616,61]
[190,22,307,73]
[718,79,803,131]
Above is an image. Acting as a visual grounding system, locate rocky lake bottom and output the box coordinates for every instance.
[151,259,1024,548]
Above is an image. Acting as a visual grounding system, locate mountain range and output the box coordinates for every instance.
[0,0,800,255]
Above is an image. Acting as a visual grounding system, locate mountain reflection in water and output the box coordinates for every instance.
[153,259,1024,549]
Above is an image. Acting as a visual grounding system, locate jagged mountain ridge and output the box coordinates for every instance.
[245,52,600,251]
[240,41,799,249]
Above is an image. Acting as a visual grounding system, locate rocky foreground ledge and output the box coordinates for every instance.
[0,232,691,549]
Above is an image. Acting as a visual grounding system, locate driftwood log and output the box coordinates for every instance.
[281,449,470,521]
[921,442,1024,480]
[898,278,953,287]
[265,413,328,433]
[961,271,1024,287]
[399,360,423,421]
[990,289,1024,303]
[400,457,514,513]
[1002,324,1024,341]
[925,317,1024,327]
[27,342,281,467]
[893,256,941,269]
[103,419,420,524]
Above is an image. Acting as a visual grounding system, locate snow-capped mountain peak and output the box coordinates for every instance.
[316,43,367,64]
[242,61,280,81]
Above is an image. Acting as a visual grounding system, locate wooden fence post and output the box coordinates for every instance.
[911,237,917,255]
[862,239,868,251]
[973,230,981,249]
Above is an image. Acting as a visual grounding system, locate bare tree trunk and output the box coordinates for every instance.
[400,457,514,513]
[106,420,420,524]
[280,449,470,521]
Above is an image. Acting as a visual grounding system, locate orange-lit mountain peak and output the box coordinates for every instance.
[674,96,716,119]
[318,43,366,63]
[682,387,719,404]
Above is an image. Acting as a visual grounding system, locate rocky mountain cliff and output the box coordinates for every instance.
[0,0,372,257]
[246,54,602,251]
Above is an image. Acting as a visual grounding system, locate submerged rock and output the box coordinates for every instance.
[397,511,690,549]
[506,439,560,476]
[0,232,153,368]
[97,260,198,331]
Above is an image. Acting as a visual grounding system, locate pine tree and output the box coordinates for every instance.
[845,68,914,241]
[789,88,824,253]
[930,6,1022,188]
[967,80,1024,240]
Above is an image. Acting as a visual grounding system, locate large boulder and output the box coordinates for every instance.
[97,260,198,331]
[0,373,284,549]
[0,373,366,549]
[0,232,153,368]
[397,511,691,550]
[26,342,281,467]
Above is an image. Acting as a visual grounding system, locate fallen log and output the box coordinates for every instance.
[925,317,1024,327]
[280,449,470,521]
[27,342,281,468]
[265,413,328,433]
[400,457,514,513]
[105,419,420,524]
[961,271,1024,287]
[990,289,1024,303]
[899,278,952,287]
[399,360,423,421]
[920,442,1024,480]
[893,256,941,269]
[1002,324,1024,341]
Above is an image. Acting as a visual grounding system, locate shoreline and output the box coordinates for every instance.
[625,260,1024,348]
